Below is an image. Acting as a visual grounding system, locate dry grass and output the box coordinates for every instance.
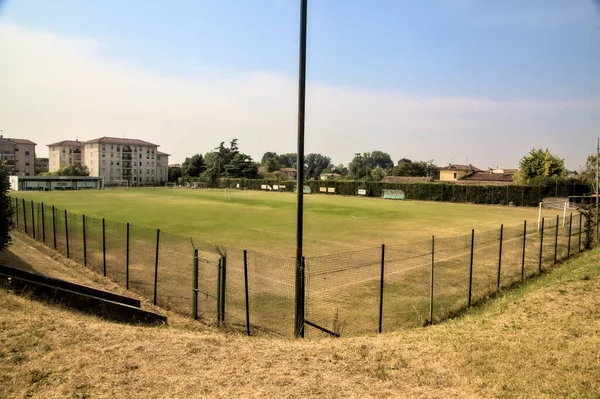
[1,234,599,398]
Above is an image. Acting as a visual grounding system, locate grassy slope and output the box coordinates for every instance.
[11,189,540,255]
[1,237,598,398]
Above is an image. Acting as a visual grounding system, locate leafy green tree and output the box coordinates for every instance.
[514,148,565,184]
[580,154,599,193]
[168,166,182,182]
[182,154,205,177]
[370,166,386,182]
[348,151,394,179]
[332,164,348,176]
[369,151,394,170]
[0,160,12,251]
[388,158,439,179]
[278,153,297,169]
[304,153,333,180]
[260,152,281,172]
[224,153,259,178]
[42,165,90,176]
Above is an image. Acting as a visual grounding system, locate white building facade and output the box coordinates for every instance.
[84,137,168,185]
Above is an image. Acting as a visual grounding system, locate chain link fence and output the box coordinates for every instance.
[8,197,595,338]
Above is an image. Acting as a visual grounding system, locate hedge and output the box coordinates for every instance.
[211,178,589,207]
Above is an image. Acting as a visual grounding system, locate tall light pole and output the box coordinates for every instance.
[294,0,308,339]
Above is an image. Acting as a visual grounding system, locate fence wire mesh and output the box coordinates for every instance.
[8,196,596,338]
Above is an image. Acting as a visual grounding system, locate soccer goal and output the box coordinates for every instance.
[192,182,207,189]
[106,179,130,188]
[537,200,569,231]
[382,189,405,200]
[165,182,177,189]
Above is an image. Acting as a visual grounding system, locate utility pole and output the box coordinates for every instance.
[294,0,308,339]
[596,137,600,240]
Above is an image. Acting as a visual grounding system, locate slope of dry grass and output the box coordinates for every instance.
[1,234,599,398]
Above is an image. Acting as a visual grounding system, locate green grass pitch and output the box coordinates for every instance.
[11,188,541,256]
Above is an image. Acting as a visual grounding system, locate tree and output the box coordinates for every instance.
[0,160,12,251]
[278,153,297,169]
[514,148,566,184]
[304,153,333,180]
[41,165,90,177]
[370,166,386,182]
[332,164,348,176]
[182,154,205,177]
[388,158,439,179]
[168,166,182,182]
[347,151,394,179]
[580,154,599,193]
[369,151,394,170]
[260,152,281,172]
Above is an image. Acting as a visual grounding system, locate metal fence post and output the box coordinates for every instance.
[22,199,27,235]
[538,218,545,272]
[153,228,160,306]
[243,250,251,336]
[578,213,582,252]
[82,215,87,266]
[554,215,559,265]
[378,244,385,333]
[429,236,435,325]
[41,203,46,243]
[31,201,36,239]
[15,198,19,230]
[521,220,527,280]
[217,257,223,326]
[102,218,106,277]
[193,249,199,320]
[497,224,503,292]
[52,206,56,249]
[567,213,573,258]
[126,222,130,289]
[300,256,305,338]
[64,210,70,258]
[468,229,474,306]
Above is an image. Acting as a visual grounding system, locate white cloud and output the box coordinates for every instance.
[0,22,597,169]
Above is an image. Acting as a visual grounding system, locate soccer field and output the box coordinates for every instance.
[11,188,541,256]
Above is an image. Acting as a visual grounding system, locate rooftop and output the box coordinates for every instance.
[460,171,515,182]
[4,138,37,145]
[156,151,170,156]
[47,140,84,147]
[440,164,482,172]
[84,137,159,147]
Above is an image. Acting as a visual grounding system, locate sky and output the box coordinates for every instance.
[0,0,598,169]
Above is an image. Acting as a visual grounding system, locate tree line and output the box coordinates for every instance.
[171,140,597,189]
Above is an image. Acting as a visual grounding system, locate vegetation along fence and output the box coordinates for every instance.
[10,197,596,338]
[214,178,589,207]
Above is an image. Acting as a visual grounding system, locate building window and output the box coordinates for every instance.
[453,173,457,179]
[117,162,120,166]
[117,146,120,152]
[25,151,29,155]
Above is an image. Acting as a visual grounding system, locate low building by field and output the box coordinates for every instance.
[9,175,103,191]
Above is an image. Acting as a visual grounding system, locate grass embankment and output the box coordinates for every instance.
[1,234,598,398]
[11,188,540,255]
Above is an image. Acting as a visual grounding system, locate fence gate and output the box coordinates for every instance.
[193,249,225,325]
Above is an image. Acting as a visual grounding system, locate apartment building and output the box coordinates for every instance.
[0,136,36,176]
[156,151,170,184]
[47,140,85,172]
[85,137,168,185]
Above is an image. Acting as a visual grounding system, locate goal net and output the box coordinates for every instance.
[538,200,571,231]
[165,182,177,188]
[105,179,130,188]
[382,189,405,200]
[192,182,207,189]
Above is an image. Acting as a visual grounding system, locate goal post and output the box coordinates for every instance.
[538,200,569,231]
[165,182,177,188]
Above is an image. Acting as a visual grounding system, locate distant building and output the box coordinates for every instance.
[439,164,481,182]
[9,175,103,191]
[47,140,85,172]
[279,168,297,180]
[35,157,49,171]
[84,137,161,185]
[0,136,36,176]
[456,167,517,185]
[156,151,170,184]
